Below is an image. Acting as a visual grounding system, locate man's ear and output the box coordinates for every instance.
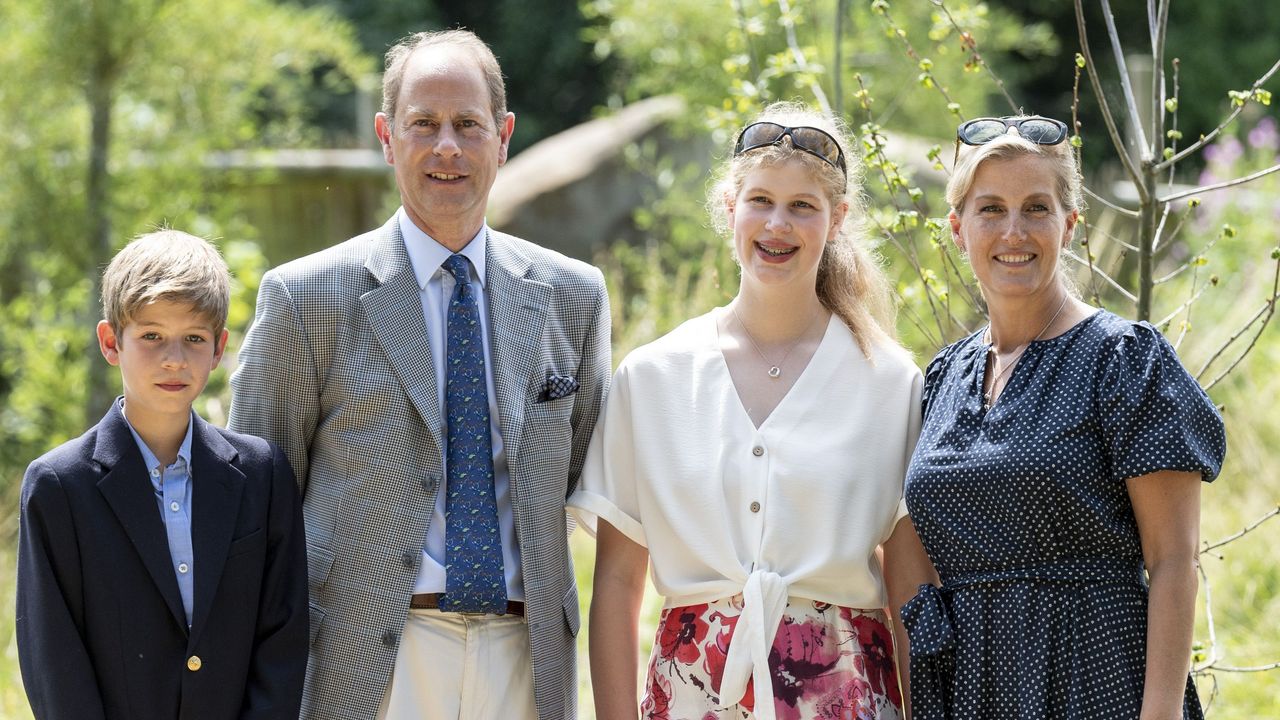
[497,112,516,165]
[375,113,395,165]
[97,320,121,367]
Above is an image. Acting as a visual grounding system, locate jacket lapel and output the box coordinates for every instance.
[94,405,187,633]
[188,416,244,644]
[486,231,552,460]
[362,218,446,454]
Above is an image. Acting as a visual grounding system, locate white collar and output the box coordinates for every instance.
[396,207,489,290]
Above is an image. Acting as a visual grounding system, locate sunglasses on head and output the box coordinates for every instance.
[733,121,848,178]
[953,116,1069,165]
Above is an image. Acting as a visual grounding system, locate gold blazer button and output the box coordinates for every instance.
[187,655,202,672]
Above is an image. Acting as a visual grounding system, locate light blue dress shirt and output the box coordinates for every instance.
[122,401,196,627]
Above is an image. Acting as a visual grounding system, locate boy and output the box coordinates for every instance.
[16,230,308,720]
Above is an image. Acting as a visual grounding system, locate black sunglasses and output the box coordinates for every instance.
[953,116,1069,165]
[733,121,848,178]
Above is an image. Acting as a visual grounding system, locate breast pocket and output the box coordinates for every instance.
[226,528,266,558]
[520,395,574,485]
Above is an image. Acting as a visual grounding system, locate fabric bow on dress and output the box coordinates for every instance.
[901,583,955,720]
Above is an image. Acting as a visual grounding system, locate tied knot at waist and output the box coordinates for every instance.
[902,557,1146,660]
[718,569,788,720]
[900,557,1145,720]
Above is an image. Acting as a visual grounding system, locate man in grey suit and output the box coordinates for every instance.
[229,29,610,720]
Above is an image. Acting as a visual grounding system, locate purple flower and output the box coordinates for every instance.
[1248,116,1279,151]
[1204,135,1243,168]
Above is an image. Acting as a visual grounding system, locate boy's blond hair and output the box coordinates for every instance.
[101,229,231,336]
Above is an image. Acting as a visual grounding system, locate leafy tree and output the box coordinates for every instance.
[0,0,369,507]
[300,0,610,153]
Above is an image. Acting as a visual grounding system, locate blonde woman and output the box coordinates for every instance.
[903,116,1225,720]
[571,103,937,720]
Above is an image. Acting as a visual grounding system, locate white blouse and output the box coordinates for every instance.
[569,308,922,717]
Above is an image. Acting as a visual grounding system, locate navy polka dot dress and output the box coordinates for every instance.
[902,310,1226,720]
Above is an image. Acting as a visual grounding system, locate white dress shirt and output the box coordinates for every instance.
[569,308,922,719]
[397,208,524,601]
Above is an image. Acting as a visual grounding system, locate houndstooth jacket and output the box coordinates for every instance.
[228,216,611,720]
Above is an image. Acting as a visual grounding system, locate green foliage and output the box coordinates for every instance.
[595,139,739,361]
[0,0,369,515]
[304,0,611,153]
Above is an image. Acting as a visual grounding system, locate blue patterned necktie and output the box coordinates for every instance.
[439,254,507,614]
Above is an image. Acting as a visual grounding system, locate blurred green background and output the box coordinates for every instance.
[2,1,1278,717]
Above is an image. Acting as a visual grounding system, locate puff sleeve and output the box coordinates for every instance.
[567,362,646,545]
[1096,322,1226,483]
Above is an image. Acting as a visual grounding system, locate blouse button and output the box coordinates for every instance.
[749,501,761,513]
[752,446,764,457]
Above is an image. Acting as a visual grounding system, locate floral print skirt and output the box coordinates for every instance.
[640,595,903,720]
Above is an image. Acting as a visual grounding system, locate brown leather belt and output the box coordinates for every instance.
[409,593,525,617]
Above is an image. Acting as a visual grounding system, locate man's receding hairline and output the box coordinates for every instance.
[392,44,499,117]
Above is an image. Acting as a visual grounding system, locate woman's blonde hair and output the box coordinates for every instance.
[946,122,1083,216]
[708,101,898,355]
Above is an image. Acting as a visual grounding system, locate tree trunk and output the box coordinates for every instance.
[85,47,115,422]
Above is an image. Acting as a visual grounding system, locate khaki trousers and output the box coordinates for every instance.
[377,608,538,720]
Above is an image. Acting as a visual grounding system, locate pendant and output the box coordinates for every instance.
[767,366,781,378]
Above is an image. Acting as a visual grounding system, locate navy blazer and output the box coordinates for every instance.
[16,403,308,720]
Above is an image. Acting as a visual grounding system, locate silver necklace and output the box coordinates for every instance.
[731,305,825,379]
[983,295,1069,410]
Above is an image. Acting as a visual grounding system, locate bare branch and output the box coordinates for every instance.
[1199,255,1280,391]
[1155,233,1219,284]
[1074,0,1148,197]
[1205,662,1280,673]
[1150,0,1171,159]
[874,3,961,114]
[1194,561,1220,671]
[1165,58,1182,187]
[1100,0,1151,158]
[777,0,831,115]
[1196,297,1272,382]
[1083,185,1140,218]
[1161,161,1280,203]
[872,215,951,343]
[1064,249,1138,303]
[1154,56,1280,172]
[1154,280,1208,329]
[1153,199,1195,255]
[1081,221,1140,253]
[931,0,1019,112]
[1202,506,1280,554]
[1152,201,1172,255]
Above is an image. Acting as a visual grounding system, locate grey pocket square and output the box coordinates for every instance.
[543,374,579,401]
